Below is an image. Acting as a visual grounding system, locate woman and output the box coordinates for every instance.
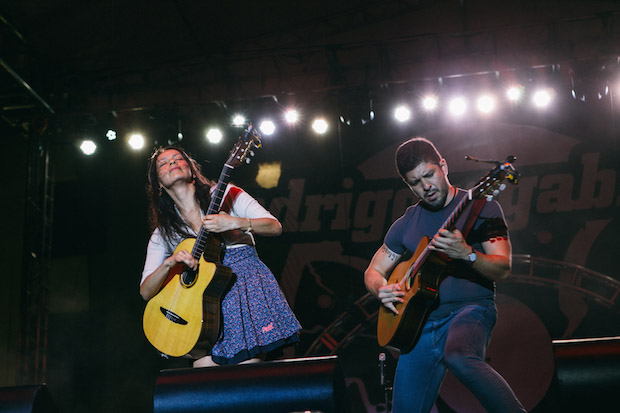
[140,145,301,367]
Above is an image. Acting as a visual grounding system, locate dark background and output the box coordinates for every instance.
[2,1,619,412]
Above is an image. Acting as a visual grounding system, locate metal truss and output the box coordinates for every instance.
[305,255,620,356]
[17,120,54,385]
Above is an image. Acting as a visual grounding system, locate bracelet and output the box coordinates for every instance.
[245,218,253,234]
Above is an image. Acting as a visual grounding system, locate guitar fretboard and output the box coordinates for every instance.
[190,164,234,260]
[442,190,473,232]
[405,190,473,279]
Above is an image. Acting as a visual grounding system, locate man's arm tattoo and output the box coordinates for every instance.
[381,244,399,261]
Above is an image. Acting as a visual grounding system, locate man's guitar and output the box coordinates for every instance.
[377,157,519,353]
[143,127,262,358]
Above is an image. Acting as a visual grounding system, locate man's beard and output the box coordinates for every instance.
[421,186,449,211]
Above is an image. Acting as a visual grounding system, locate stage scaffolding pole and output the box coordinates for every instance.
[17,116,54,385]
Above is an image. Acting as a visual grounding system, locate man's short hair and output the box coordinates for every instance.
[395,137,442,179]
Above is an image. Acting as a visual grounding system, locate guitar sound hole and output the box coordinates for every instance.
[181,269,197,287]
[160,307,188,325]
[406,274,415,290]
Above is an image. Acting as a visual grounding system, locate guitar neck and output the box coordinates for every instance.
[441,189,472,232]
[406,190,473,276]
[190,163,235,260]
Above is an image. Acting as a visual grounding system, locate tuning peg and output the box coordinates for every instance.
[499,184,506,191]
[245,158,251,164]
[493,189,500,197]
[486,195,494,202]
[249,150,255,157]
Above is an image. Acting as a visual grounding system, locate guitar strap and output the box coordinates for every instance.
[460,198,486,240]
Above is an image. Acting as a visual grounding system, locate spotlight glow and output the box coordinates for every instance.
[232,114,246,127]
[476,95,495,114]
[532,89,552,108]
[312,118,328,134]
[259,120,276,136]
[394,105,411,123]
[206,128,223,143]
[128,134,145,150]
[506,86,523,101]
[80,140,97,155]
[448,97,467,116]
[422,95,438,111]
[284,109,299,124]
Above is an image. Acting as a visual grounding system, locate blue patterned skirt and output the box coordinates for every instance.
[210,245,301,365]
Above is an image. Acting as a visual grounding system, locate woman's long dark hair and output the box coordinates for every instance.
[146,145,215,245]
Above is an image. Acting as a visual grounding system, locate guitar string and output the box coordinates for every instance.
[403,192,470,285]
[165,171,231,312]
[403,179,504,285]
[169,279,183,312]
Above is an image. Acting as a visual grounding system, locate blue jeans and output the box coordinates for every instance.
[392,303,526,413]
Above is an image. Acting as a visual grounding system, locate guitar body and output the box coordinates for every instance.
[377,236,448,353]
[143,238,233,357]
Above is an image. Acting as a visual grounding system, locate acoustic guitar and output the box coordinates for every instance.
[143,127,262,357]
[377,157,519,353]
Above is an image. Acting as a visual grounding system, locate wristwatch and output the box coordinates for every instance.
[467,247,477,264]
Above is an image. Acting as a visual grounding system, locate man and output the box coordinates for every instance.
[364,137,526,412]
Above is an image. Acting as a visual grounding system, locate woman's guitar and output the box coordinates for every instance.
[377,157,519,353]
[143,127,262,358]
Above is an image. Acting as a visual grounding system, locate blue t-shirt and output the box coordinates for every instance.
[384,189,509,320]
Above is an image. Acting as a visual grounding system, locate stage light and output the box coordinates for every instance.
[394,105,411,123]
[284,109,299,124]
[206,128,223,143]
[232,114,246,127]
[476,95,495,114]
[312,118,328,134]
[128,134,145,150]
[506,86,523,101]
[422,95,438,111]
[259,120,276,136]
[448,97,467,116]
[106,129,116,141]
[80,140,97,155]
[532,89,552,108]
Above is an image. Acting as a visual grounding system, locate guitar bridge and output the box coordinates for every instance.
[160,307,188,325]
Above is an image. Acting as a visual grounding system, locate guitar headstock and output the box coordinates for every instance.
[471,156,519,201]
[226,126,262,168]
